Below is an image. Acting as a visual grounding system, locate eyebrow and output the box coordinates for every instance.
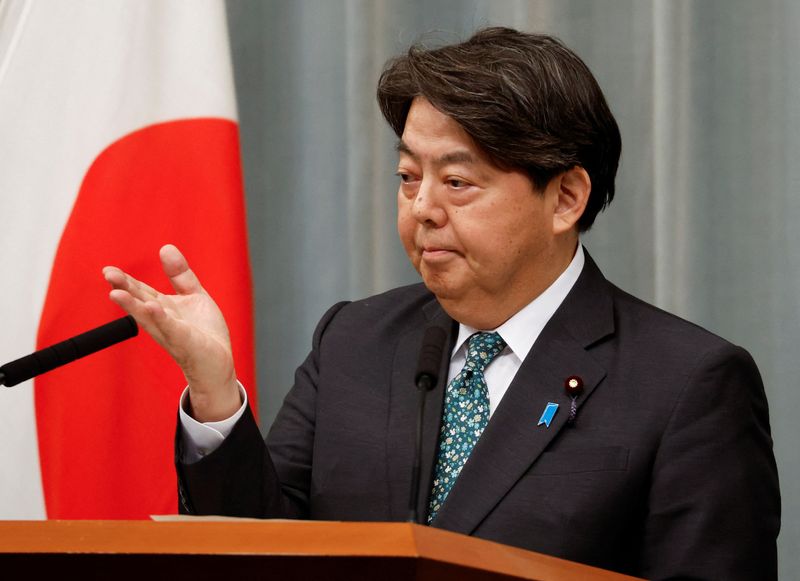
[396,140,476,166]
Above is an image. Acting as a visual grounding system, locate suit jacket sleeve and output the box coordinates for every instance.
[174,301,350,518]
[642,343,780,580]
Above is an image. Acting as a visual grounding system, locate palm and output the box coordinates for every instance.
[156,291,232,382]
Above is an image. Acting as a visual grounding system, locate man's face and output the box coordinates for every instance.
[396,97,564,328]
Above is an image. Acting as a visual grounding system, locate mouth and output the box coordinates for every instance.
[420,246,460,262]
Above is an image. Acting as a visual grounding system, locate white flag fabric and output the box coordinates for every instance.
[0,0,256,518]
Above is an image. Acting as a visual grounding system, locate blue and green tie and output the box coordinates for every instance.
[428,332,506,523]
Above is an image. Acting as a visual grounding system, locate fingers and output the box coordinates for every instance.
[103,244,208,363]
[102,266,160,301]
[160,244,204,296]
[104,264,168,341]
[107,288,162,335]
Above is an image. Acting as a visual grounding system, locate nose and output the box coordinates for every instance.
[412,179,447,227]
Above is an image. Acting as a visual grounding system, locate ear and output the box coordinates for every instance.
[551,166,591,235]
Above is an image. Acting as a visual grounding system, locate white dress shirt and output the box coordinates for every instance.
[445,244,584,416]
[180,245,586,462]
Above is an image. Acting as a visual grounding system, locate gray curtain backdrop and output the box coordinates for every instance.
[226,0,799,575]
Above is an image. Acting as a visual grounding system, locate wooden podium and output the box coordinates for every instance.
[0,520,643,580]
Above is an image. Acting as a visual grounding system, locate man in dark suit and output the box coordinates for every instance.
[104,28,780,579]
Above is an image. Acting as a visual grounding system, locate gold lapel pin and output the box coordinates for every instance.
[564,375,584,425]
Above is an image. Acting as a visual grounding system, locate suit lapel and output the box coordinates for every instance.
[385,300,456,521]
[431,253,615,534]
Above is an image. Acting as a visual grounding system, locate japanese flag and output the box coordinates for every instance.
[0,0,256,518]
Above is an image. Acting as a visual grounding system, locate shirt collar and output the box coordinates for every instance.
[451,243,585,361]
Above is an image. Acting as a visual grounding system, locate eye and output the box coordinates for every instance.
[396,170,421,186]
[446,177,469,188]
[395,170,420,199]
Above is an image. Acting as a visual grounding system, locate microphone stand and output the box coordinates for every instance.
[408,374,433,523]
[407,326,446,524]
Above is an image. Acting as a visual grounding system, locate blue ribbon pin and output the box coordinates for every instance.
[538,402,559,428]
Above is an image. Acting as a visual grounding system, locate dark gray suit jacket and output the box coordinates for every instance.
[177,253,780,580]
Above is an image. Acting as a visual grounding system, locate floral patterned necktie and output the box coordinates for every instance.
[428,331,506,523]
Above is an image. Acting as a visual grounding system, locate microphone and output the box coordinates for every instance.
[415,326,446,391]
[1,316,138,387]
[408,326,447,524]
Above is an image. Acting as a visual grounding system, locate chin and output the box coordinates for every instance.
[420,273,461,301]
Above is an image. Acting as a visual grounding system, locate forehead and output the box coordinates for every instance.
[397,98,488,164]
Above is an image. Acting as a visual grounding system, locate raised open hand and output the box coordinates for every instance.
[103,244,241,421]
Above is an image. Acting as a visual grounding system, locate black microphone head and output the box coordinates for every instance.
[0,315,139,388]
[414,326,447,391]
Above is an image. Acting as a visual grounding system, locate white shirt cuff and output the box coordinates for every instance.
[178,383,248,463]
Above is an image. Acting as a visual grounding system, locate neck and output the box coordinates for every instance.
[440,239,579,330]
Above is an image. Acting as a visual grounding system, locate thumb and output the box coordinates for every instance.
[160,244,205,295]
